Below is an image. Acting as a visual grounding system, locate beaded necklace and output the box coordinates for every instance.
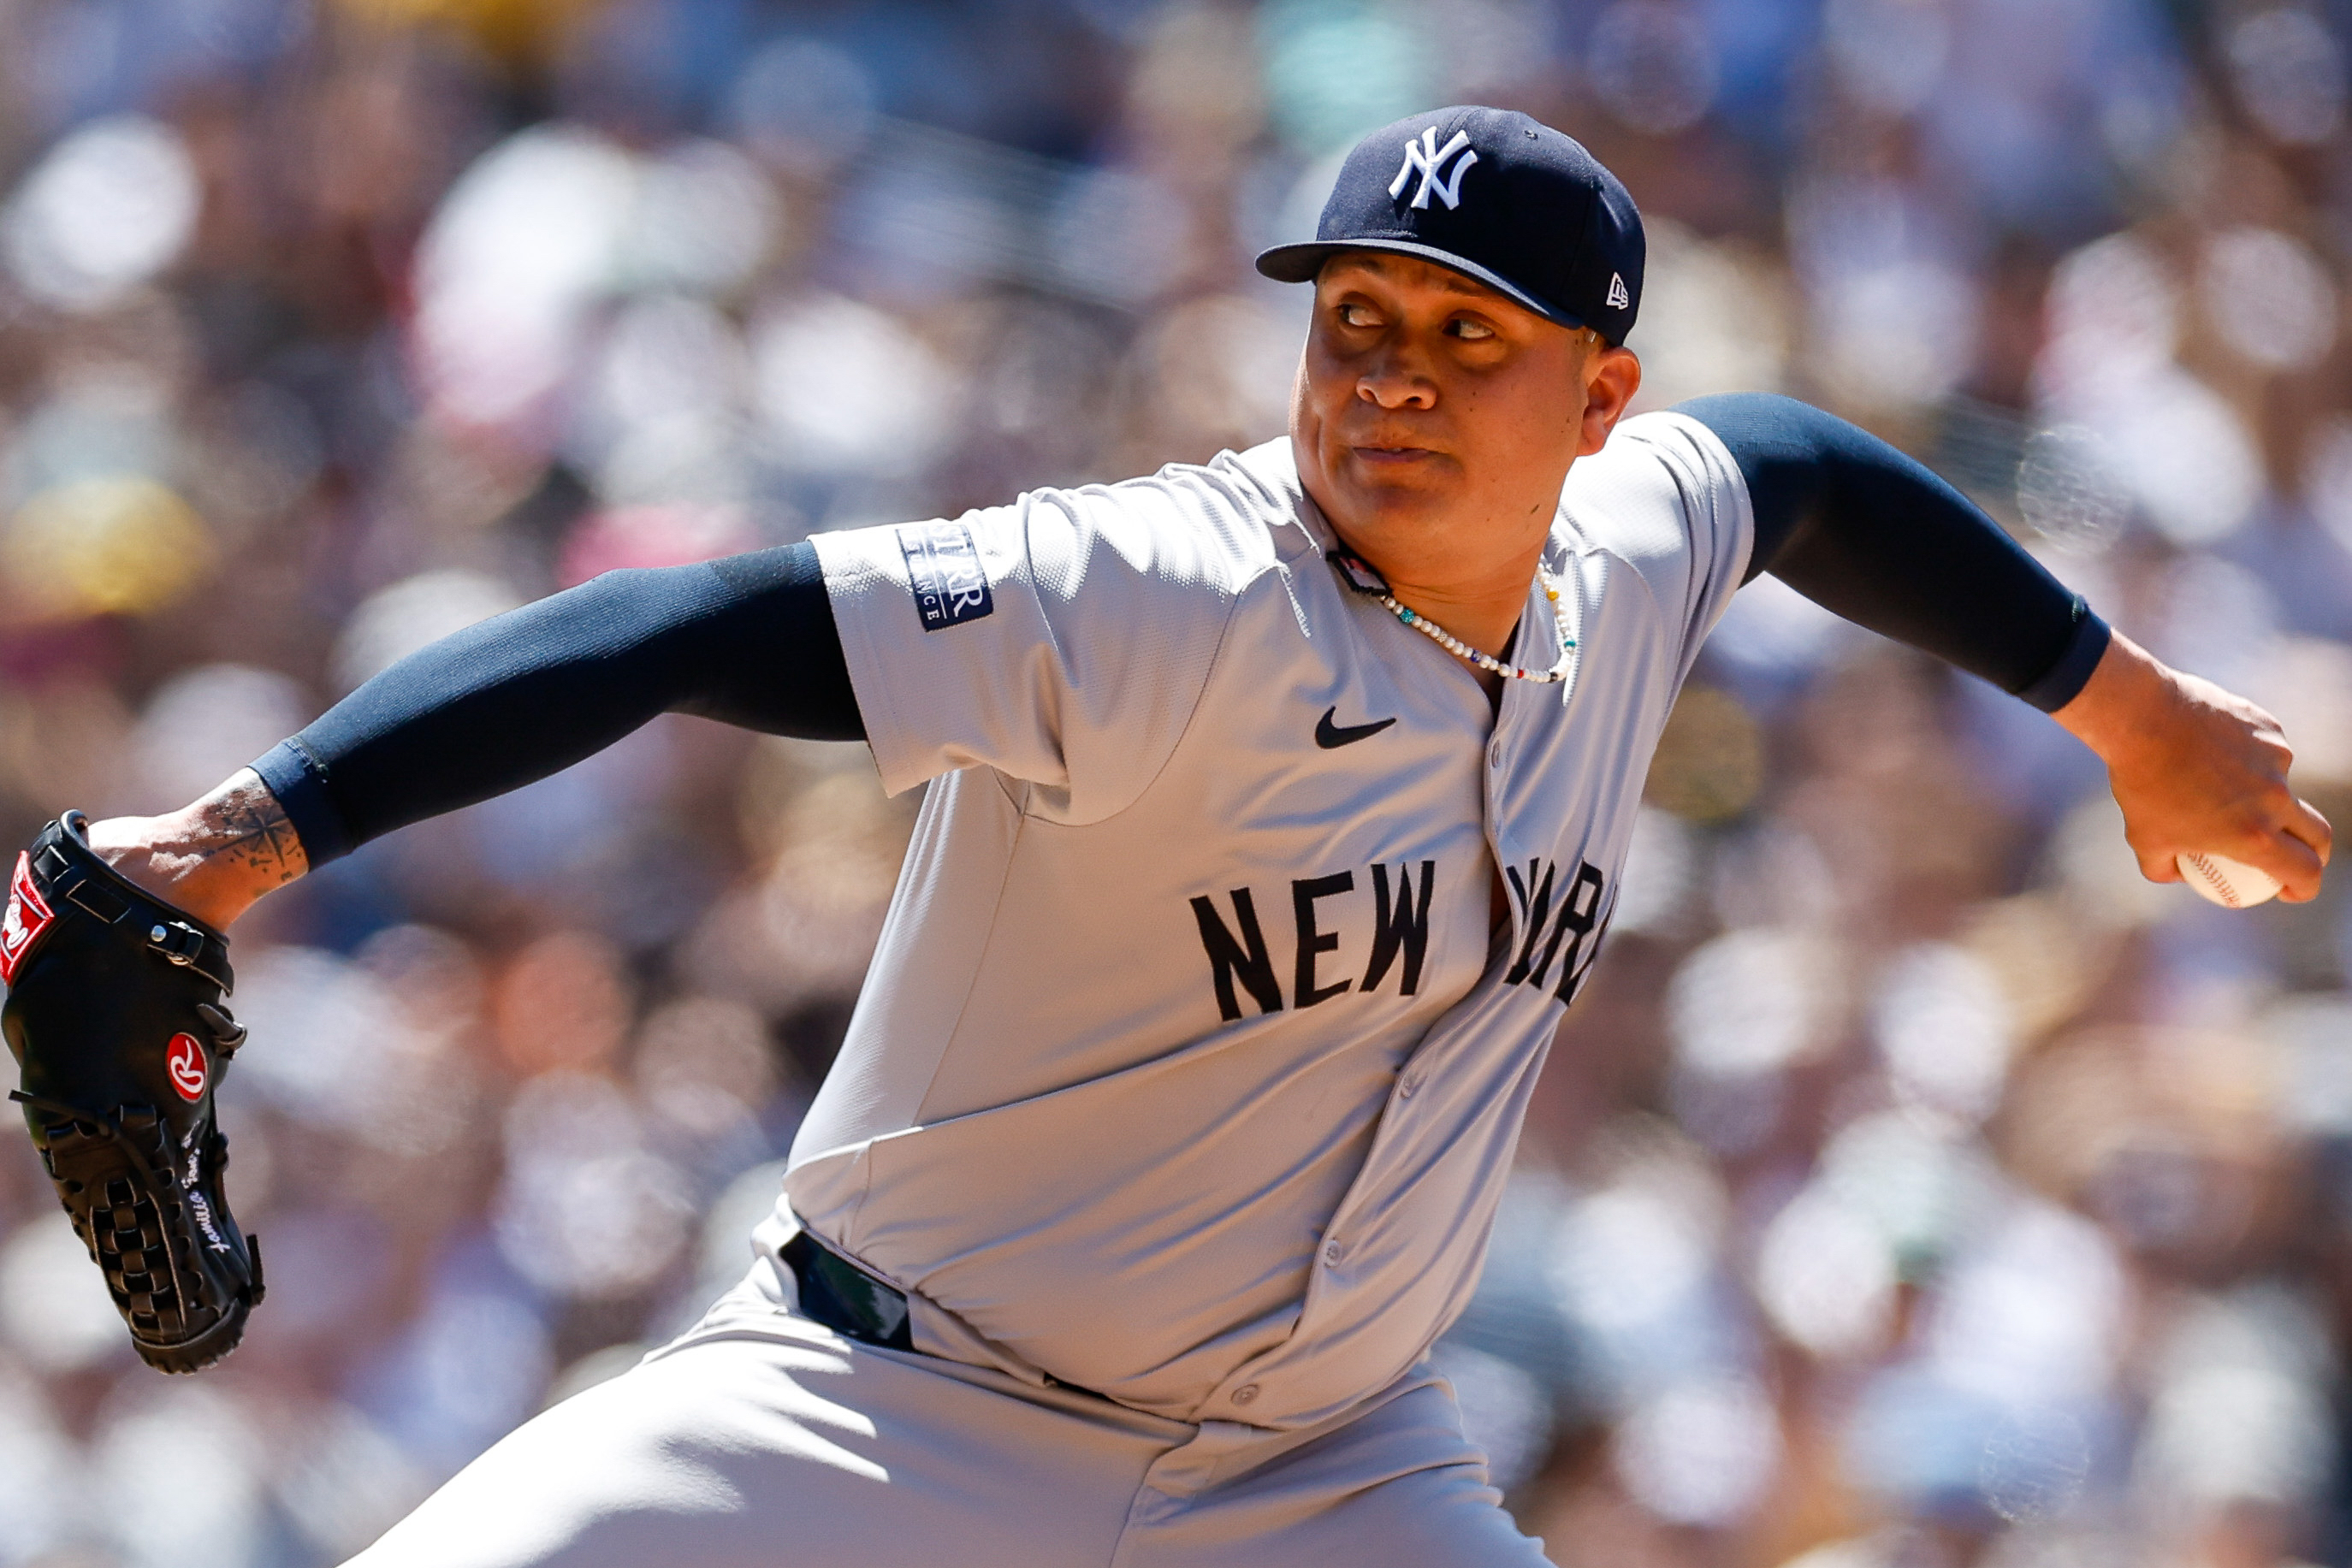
[1331,549,1579,683]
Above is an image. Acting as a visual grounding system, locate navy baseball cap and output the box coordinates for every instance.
[1256,106,1645,346]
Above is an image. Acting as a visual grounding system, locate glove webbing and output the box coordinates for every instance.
[9,1089,256,1346]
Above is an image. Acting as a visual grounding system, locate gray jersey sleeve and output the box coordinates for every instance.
[1557,410,1755,679]
[812,474,1264,820]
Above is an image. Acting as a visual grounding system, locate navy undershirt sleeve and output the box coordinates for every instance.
[255,404,2103,867]
[251,541,861,867]
[1674,393,2110,712]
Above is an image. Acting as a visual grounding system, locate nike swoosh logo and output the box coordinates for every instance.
[1316,707,1398,748]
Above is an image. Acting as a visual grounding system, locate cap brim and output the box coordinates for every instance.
[1253,240,1588,331]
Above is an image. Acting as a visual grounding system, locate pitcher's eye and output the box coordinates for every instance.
[1447,316,1496,340]
[1337,302,1381,328]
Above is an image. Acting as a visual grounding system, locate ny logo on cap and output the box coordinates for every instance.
[1389,127,1479,211]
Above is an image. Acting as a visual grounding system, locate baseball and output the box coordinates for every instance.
[2176,850,2283,908]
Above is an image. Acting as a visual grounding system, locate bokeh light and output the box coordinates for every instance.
[2,116,198,311]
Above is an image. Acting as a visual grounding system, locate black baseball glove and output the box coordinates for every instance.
[3,812,263,1373]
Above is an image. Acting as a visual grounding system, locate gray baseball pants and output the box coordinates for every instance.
[341,1257,1552,1567]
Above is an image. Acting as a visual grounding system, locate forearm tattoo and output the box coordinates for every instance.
[183,770,309,891]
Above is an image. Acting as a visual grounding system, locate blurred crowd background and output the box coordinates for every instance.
[0,0,2350,1565]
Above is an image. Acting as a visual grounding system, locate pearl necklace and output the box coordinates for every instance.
[1368,567,1578,683]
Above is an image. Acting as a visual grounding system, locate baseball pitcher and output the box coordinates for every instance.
[4,108,2327,1566]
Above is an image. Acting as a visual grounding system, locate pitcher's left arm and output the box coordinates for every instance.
[1679,392,2328,902]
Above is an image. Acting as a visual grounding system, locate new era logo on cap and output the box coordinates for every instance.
[1254,105,1646,346]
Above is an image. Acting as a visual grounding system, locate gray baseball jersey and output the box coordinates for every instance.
[787,411,1751,1435]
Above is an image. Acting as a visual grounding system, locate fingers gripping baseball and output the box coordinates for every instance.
[2058,635,2332,903]
[2113,682,2324,896]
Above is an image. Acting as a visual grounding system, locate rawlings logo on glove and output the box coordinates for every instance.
[165,1033,208,1101]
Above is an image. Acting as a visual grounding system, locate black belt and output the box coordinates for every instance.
[780,1229,912,1351]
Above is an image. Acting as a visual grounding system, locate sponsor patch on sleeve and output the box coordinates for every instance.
[898,520,993,631]
[0,850,55,986]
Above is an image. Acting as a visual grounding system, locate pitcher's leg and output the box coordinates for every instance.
[1126,1374,1552,1568]
[346,1304,1176,1568]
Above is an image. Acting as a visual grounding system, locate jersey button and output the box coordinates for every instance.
[1488,743,1503,770]
[1323,1240,1344,1266]
[1399,1074,1420,1099]
[1231,1383,1259,1406]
